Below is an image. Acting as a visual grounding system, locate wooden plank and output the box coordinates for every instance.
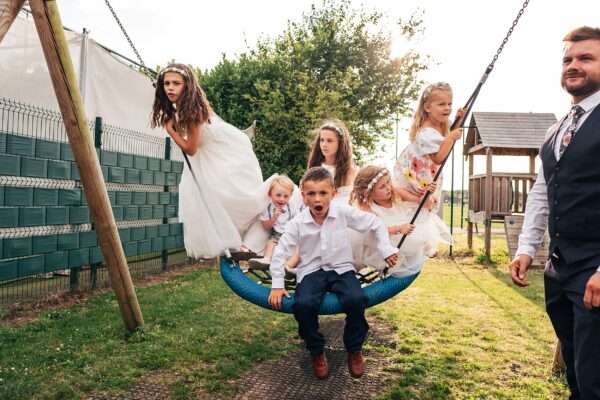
[0,0,26,43]
[504,215,548,266]
[29,0,143,331]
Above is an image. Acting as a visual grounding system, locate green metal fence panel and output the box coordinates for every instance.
[47,159,71,180]
[101,150,118,166]
[154,171,165,186]
[5,187,33,206]
[160,159,172,172]
[134,156,148,170]
[116,191,132,206]
[69,207,90,224]
[0,154,20,176]
[0,208,18,227]
[124,206,139,221]
[138,205,153,220]
[21,157,47,178]
[33,235,58,254]
[159,192,171,205]
[166,205,177,218]
[60,143,75,161]
[70,163,80,180]
[34,188,59,206]
[118,153,133,168]
[165,173,178,186]
[118,227,131,243]
[35,139,61,159]
[19,255,44,276]
[68,248,89,268]
[0,187,4,206]
[148,158,161,171]
[138,239,152,255]
[0,133,6,153]
[131,226,146,241]
[164,236,177,250]
[124,242,138,257]
[146,225,158,239]
[46,207,69,225]
[112,206,124,221]
[147,192,159,205]
[90,247,103,264]
[0,259,18,281]
[57,233,79,251]
[125,168,140,184]
[59,189,81,206]
[132,192,147,205]
[152,205,165,219]
[172,161,183,173]
[45,251,68,272]
[109,167,125,183]
[170,223,183,235]
[79,231,97,248]
[7,135,35,157]
[4,237,32,258]
[151,237,164,252]
[158,224,170,237]
[140,170,154,185]
[19,207,45,227]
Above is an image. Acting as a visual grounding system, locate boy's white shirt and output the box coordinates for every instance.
[259,202,295,234]
[270,202,398,289]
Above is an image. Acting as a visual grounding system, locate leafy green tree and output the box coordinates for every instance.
[201,0,427,182]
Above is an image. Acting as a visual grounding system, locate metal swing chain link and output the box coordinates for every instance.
[487,0,530,72]
[103,0,154,79]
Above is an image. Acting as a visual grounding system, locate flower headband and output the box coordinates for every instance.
[159,66,188,78]
[320,124,343,137]
[362,169,389,202]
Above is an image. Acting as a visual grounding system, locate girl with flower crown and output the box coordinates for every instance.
[151,63,284,259]
[350,166,449,276]
[307,119,357,204]
[393,82,465,212]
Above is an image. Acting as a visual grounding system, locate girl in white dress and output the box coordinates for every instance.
[151,63,270,258]
[306,119,357,204]
[350,166,441,277]
[393,82,464,213]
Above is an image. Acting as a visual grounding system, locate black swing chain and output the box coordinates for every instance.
[392,0,532,267]
[103,0,155,80]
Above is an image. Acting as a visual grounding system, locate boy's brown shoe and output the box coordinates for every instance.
[348,351,365,378]
[312,353,329,380]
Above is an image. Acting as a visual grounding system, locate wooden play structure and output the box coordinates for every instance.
[464,112,556,263]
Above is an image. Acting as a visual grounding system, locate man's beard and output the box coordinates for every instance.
[562,75,600,98]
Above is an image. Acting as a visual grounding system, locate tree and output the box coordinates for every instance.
[201,0,427,182]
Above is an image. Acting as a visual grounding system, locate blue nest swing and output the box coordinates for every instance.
[220,257,420,315]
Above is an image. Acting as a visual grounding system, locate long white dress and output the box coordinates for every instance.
[178,114,270,258]
[360,202,428,277]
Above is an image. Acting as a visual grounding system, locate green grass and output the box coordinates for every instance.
[0,235,568,399]
[372,233,567,399]
[0,268,295,399]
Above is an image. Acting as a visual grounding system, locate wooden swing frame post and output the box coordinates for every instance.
[0,0,144,332]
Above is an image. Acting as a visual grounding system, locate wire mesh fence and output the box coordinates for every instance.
[0,97,187,306]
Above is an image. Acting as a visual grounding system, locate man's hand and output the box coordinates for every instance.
[385,252,399,268]
[268,288,290,310]
[509,254,532,287]
[583,272,600,310]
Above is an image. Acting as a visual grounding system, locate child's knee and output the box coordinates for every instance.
[342,291,367,310]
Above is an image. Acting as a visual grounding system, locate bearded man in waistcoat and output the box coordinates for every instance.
[510,26,600,400]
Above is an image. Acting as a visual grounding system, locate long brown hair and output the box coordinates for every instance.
[306,119,353,189]
[408,82,452,142]
[350,166,398,209]
[150,63,212,131]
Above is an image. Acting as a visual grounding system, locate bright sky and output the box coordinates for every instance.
[56,0,600,188]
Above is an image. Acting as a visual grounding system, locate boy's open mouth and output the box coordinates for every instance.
[314,205,324,212]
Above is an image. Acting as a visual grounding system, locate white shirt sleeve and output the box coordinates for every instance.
[343,206,398,260]
[516,165,549,258]
[269,220,299,289]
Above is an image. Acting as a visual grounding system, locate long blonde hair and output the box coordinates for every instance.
[350,166,399,209]
[408,82,452,142]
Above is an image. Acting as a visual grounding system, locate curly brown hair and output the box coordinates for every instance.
[306,119,353,189]
[150,63,212,132]
[350,165,397,208]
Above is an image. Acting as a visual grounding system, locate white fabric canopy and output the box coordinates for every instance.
[0,12,160,138]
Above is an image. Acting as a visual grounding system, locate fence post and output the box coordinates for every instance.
[162,137,171,271]
[89,116,103,289]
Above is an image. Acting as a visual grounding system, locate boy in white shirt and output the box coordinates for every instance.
[268,167,398,380]
[249,175,296,269]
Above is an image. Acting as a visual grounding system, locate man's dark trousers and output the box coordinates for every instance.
[545,252,600,399]
[293,269,369,356]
